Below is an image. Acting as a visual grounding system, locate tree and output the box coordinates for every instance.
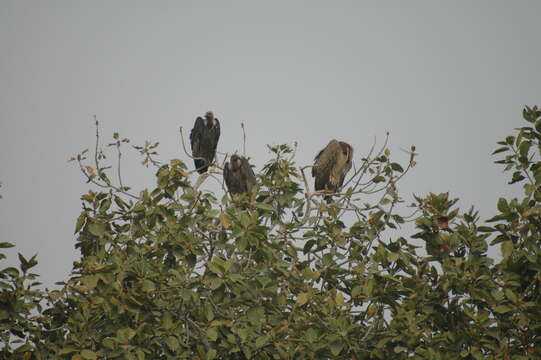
[1,107,541,359]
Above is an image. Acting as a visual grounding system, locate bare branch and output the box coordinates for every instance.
[241,122,246,156]
[73,116,140,199]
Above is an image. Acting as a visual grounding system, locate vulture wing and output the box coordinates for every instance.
[190,117,206,173]
[223,161,235,194]
[240,157,257,193]
[211,118,221,155]
[189,117,221,174]
[336,142,353,188]
[190,117,204,155]
[312,140,342,191]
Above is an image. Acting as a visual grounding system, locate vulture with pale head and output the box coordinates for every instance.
[312,139,353,197]
[190,111,220,174]
[224,155,257,195]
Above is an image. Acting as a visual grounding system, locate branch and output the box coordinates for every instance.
[241,122,246,156]
[76,117,139,199]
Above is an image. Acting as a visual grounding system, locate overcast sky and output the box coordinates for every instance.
[1,1,540,288]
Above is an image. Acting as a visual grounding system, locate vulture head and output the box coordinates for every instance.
[204,111,217,127]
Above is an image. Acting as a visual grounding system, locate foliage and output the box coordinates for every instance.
[1,107,541,359]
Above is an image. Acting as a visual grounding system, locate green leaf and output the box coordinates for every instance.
[390,162,404,172]
[505,288,518,303]
[335,292,344,306]
[493,305,513,314]
[139,279,154,292]
[522,205,541,217]
[219,212,231,229]
[330,342,343,356]
[114,196,127,209]
[305,328,318,343]
[519,140,531,157]
[207,262,223,275]
[501,241,514,259]
[497,198,509,213]
[205,303,214,322]
[247,306,265,325]
[74,213,87,234]
[83,275,98,290]
[492,147,509,155]
[166,336,179,351]
[207,327,218,341]
[0,242,14,248]
[477,226,494,232]
[58,347,78,355]
[103,338,116,350]
[366,304,378,319]
[99,198,111,212]
[161,313,173,330]
[295,292,310,307]
[255,335,269,348]
[238,328,249,343]
[117,328,136,343]
[89,222,105,237]
[80,349,97,360]
[256,203,274,211]
[388,252,399,262]
[206,349,217,360]
[535,119,541,133]
[351,286,363,298]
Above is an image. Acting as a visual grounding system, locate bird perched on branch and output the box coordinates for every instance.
[190,111,220,174]
[312,140,353,199]
[224,155,257,195]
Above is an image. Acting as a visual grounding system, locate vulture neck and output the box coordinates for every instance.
[205,118,216,128]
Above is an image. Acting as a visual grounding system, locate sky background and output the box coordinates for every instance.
[1,1,540,289]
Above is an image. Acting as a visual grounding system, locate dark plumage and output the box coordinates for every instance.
[190,111,220,174]
[312,139,353,196]
[224,155,257,195]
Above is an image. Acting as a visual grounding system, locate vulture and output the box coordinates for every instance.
[223,155,257,195]
[312,139,353,197]
[190,111,221,174]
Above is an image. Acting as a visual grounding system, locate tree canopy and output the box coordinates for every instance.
[2,106,541,359]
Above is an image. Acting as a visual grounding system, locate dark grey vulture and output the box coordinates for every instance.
[224,155,257,195]
[190,111,220,174]
[312,139,353,195]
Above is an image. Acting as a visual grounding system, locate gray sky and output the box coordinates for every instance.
[1,1,539,288]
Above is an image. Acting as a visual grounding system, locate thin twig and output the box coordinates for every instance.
[241,122,246,156]
[194,173,209,190]
[94,115,100,174]
[116,143,124,190]
[79,117,139,199]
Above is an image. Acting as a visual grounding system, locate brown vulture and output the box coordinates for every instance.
[190,111,220,174]
[223,155,257,195]
[312,139,353,197]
